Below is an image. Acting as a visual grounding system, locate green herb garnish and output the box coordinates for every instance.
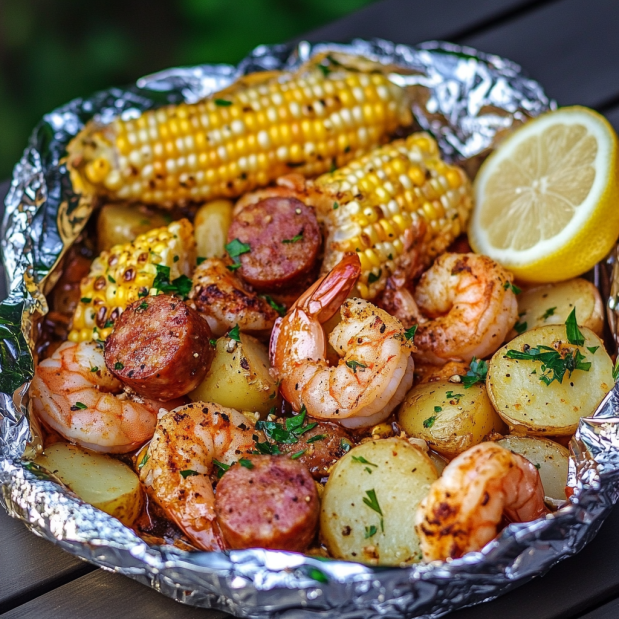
[107,274,116,284]
[261,294,286,316]
[114,361,124,370]
[514,321,528,334]
[214,98,232,106]
[90,366,99,373]
[352,456,378,468]
[333,202,339,210]
[566,308,585,346]
[307,434,326,444]
[346,360,367,373]
[291,449,307,460]
[503,281,521,294]
[364,525,378,539]
[180,469,199,478]
[104,320,114,329]
[152,264,192,299]
[542,307,557,320]
[340,438,352,453]
[239,458,254,469]
[587,346,599,354]
[228,324,241,342]
[505,345,591,385]
[423,416,436,428]
[461,357,488,388]
[434,406,442,413]
[80,297,92,303]
[282,231,304,244]
[368,270,382,285]
[226,263,243,271]
[212,459,231,479]
[225,238,251,259]
[404,325,418,341]
[445,391,463,402]
[197,256,206,265]
[138,452,149,470]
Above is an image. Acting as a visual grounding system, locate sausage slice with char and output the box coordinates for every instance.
[104,294,214,401]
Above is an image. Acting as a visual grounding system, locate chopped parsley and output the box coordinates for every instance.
[291,449,307,460]
[461,357,488,388]
[514,321,528,334]
[138,302,149,311]
[72,402,87,410]
[352,456,378,468]
[333,202,339,210]
[282,231,304,244]
[226,238,251,259]
[505,345,591,386]
[503,281,521,294]
[404,325,418,341]
[346,360,367,373]
[613,358,619,382]
[255,406,317,452]
[566,308,585,346]
[534,463,541,470]
[104,320,114,329]
[226,263,243,271]
[423,416,436,428]
[228,324,241,342]
[138,452,149,470]
[340,438,352,453]
[307,434,326,444]
[446,391,463,403]
[363,489,384,532]
[107,274,116,284]
[80,297,92,303]
[114,361,124,370]
[364,525,378,539]
[197,256,206,265]
[180,469,199,478]
[261,294,286,316]
[214,98,232,106]
[209,339,217,348]
[138,288,149,298]
[587,346,600,354]
[434,406,442,413]
[239,458,254,469]
[90,366,99,373]
[212,459,231,478]
[152,264,192,299]
[368,270,382,285]
[542,307,557,321]
[254,442,282,455]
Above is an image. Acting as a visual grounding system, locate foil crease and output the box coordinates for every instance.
[1,38,617,619]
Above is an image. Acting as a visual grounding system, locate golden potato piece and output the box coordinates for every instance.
[510,279,604,339]
[194,199,233,260]
[497,435,569,501]
[398,380,506,458]
[487,325,613,436]
[320,438,438,566]
[34,442,143,526]
[189,333,280,415]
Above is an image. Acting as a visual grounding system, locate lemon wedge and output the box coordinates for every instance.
[469,106,619,283]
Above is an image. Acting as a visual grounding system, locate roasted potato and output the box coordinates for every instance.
[194,199,233,259]
[34,442,143,526]
[96,203,168,252]
[487,325,614,436]
[189,333,280,415]
[398,381,506,458]
[320,438,438,566]
[509,279,604,339]
[497,436,569,501]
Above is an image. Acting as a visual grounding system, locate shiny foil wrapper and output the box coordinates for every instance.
[1,38,617,619]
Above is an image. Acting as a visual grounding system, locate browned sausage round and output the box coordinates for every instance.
[227,197,321,291]
[104,294,214,401]
[215,455,319,551]
[277,421,353,480]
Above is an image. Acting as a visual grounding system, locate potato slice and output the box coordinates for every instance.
[398,381,506,458]
[34,443,143,526]
[497,436,569,501]
[487,325,614,436]
[96,203,169,252]
[509,279,604,339]
[189,333,280,415]
[320,438,437,566]
[194,199,233,260]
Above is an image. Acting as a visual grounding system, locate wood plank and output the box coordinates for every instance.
[0,507,95,613]
[461,0,619,107]
[1,569,230,619]
[300,0,548,47]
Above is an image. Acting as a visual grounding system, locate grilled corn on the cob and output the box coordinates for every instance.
[314,134,472,298]
[68,219,195,342]
[67,64,412,208]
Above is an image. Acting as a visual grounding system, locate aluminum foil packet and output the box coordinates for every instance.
[1,38,618,619]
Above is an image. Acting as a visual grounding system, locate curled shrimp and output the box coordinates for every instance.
[139,402,259,551]
[31,340,174,453]
[189,257,279,337]
[415,442,548,561]
[413,253,518,365]
[270,254,414,428]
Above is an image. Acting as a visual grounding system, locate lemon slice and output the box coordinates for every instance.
[469,106,619,283]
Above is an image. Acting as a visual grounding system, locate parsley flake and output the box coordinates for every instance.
[340,438,352,453]
[461,357,488,388]
[282,231,304,244]
[404,325,418,341]
[239,458,254,469]
[225,238,251,259]
[104,320,114,329]
[197,256,206,265]
[307,434,326,444]
[346,360,367,373]
[333,202,339,210]
[261,294,286,316]
[71,402,88,411]
[587,346,600,354]
[566,308,585,346]
[107,274,116,284]
[291,449,307,460]
[503,281,521,294]
[434,406,442,413]
[505,345,591,385]
[138,301,148,311]
[214,98,232,106]
[114,361,124,370]
[152,264,192,299]
[138,452,149,470]
[445,391,463,403]
[209,339,217,347]
[80,297,92,303]
[542,307,557,321]
[180,469,199,478]
[364,525,378,539]
[226,263,243,271]
[514,321,528,334]
[352,456,378,468]
[90,366,99,373]
[212,459,231,478]
[423,416,436,428]
[368,270,382,285]
[613,358,619,382]
[534,463,541,470]
[228,324,241,342]
[363,489,383,517]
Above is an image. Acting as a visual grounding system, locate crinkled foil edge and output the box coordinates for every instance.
[2,38,619,619]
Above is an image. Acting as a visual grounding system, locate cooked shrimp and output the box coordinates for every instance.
[30,340,172,453]
[189,257,279,337]
[413,253,518,365]
[139,402,259,551]
[270,254,414,428]
[415,442,548,561]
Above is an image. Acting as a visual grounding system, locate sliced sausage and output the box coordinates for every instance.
[278,421,353,480]
[215,454,319,551]
[104,294,214,401]
[227,197,321,291]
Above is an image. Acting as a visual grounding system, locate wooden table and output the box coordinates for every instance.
[3,0,619,616]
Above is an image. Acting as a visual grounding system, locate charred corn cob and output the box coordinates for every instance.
[67,63,412,208]
[316,133,472,299]
[68,219,196,342]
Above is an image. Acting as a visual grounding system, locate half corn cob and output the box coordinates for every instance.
[67,62,412,208]
[68,219,195,342]
[314,133,472,299]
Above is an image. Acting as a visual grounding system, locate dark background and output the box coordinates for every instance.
[0,0,373,181]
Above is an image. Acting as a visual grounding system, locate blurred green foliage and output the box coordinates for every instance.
[0,0,372,179]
